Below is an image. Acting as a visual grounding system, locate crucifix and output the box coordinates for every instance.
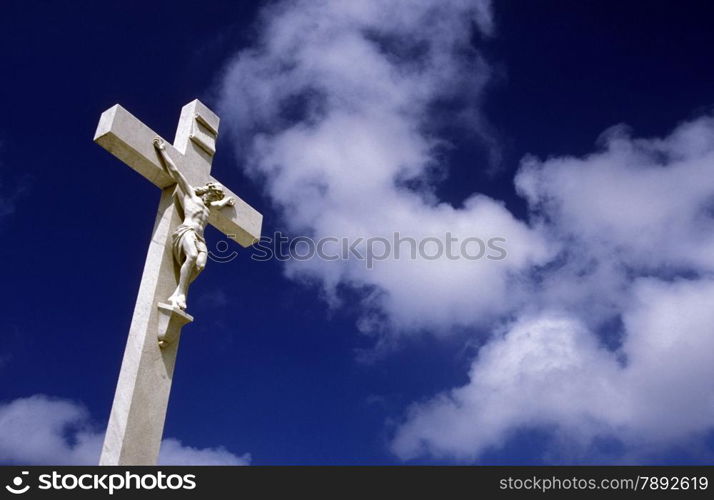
[93,100,262,465]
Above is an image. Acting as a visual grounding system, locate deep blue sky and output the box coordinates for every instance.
[2,0,714,464]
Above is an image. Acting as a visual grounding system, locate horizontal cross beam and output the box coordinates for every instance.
[94,104,262,247]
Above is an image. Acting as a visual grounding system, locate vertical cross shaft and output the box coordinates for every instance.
[99,186,184,465]
[99,101,219,465]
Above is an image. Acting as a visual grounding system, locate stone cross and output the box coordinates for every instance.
[93,100,262,465]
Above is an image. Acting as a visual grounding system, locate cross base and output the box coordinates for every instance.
[157,303,194,348]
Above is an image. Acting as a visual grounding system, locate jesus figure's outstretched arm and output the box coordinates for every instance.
[211,197,235,209]
[153,138,192,197]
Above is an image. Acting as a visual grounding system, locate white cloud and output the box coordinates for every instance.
[516,120,714,273]
[0,395,101,465]
[511,118,714,329]
[217,0,714,462]
[393,278,714,462]
[393,118,714,462]
[159,438,250,466]
[218,0,552,334]
[0,395,250,465]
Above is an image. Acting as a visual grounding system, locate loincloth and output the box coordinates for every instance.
[172,224,206,263]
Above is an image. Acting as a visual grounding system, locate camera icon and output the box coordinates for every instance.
[5,471,30,495]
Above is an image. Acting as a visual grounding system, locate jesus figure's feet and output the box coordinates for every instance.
[168,293,187,310]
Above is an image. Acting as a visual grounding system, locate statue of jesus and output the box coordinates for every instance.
[153,137,235,310]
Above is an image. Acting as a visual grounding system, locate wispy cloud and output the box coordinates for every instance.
[197,289,229,309]
[159,438,249,466]
[0,149,13,220]
[218,0,714,462]
[0,142,29,222]
[0,395,250,465]
[216,0,548,336]
[393,118,714,462]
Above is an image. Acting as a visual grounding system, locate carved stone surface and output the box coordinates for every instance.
[153,137,236,310]
[94,101,262,247]
[157,303,194,348]
[94,100,262,465]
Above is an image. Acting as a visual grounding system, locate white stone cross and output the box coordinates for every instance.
[93,100,262,465]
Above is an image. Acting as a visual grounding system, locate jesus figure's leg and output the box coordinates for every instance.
[191,241,208,284]
[168,233,200,310]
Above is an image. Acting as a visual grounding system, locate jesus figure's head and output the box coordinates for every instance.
[195,182,225,204]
